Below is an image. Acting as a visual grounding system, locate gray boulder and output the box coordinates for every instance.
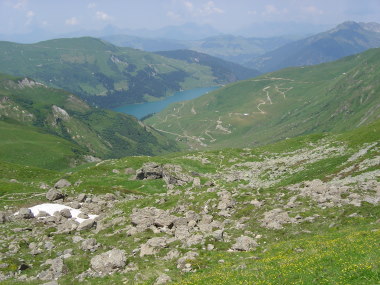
[46,188,64,201]
[60,208,72,218]
[162,164,193,186]
[54,179,71,189]
[91,249,126,273]
[135,162,163,180]
[57,220,78,233]
[18,208,34,219]
[77,193,87,203]
[77,219,96,231]
[38,258,67,281]
[130,207,175,230]
[231,236,258,251]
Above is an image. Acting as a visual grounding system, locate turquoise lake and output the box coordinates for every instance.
[113,86,219,119]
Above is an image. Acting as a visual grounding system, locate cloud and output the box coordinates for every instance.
[88,2,96,9]
[167,11,181,20]
[96,11,111,21]
[262,4,288,16]
[184,1,193,11]
[200,1,224,15]
[25,10,35,25]
[65,17,79,26]
[303,6,324,15]
[13,0,28,9]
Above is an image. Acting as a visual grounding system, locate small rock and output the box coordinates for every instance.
[37,211,50,217]
[0,212,8,223]
[231,236,258,251]
[72,236,83,243]
[124,168,135,175]
[77,213,89,219]
[60,208,72,219]
[212,230,224,241]
[163,249,180,260]
[44,241,55,251]
[77,193,87,203]
[81,238,100,252]
[192,177,201,187]
[155,273,172,285]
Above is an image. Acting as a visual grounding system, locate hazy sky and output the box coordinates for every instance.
[0,0,379,34]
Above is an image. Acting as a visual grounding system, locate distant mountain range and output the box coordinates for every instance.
[0,73,178,169]
[102,34,294,65]
[155,50,260,83]
[146,47,380,149]
[247,21,380,72]
[0,37,258,108]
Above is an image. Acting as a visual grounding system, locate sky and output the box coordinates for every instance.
[0,0,379,35]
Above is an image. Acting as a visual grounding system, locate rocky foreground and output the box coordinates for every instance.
[0,132,379,284]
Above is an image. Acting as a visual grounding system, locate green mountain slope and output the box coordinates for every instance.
[155,49,260,82]
[146,48,380,150]
[0,73,178,169]
[0,37,258,108]
[0,117,379,284]
[248,21,380,72]
[0,121,86,170]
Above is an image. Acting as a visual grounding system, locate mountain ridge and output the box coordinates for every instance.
[247,21,380,72]
[0,37,257,108]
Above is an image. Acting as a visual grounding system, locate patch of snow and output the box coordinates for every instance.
[16,203,97,223]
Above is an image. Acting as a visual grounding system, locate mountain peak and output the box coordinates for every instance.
[335,21,361,31]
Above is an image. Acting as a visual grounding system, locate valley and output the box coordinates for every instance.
[146,48,380,150]
[0,8,379,285]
